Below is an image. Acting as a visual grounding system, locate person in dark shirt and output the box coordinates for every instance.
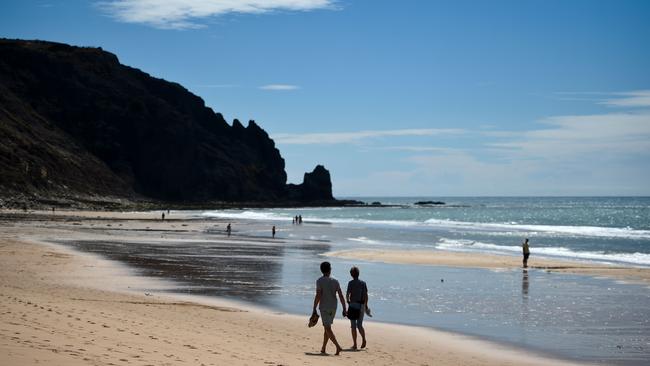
[346,266,368,350]
[522,238,530,268]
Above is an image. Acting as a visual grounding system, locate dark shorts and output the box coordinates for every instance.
[524,253,530,261]
[348,303,364,328]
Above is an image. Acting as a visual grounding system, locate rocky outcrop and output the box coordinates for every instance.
[0,39,334,205]
[286,165,333,201]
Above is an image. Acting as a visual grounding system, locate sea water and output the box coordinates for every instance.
[57,197,650,364]
[205,196,650,266]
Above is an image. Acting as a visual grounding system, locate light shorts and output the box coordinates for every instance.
[348,303,365,329]
[320,308,336,326]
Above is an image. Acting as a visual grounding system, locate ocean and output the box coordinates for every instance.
[57,197,650,364]
[205,196,650,266]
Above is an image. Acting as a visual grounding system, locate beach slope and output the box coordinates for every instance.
[0,215,586,366]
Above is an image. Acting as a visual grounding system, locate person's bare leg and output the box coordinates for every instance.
[351,326,358,349]
[321,329,329,353]
[359,326,366,348]
[325,326,343,355]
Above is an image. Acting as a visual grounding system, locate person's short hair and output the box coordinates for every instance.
[320,261,331,275]
[350,266,359,279]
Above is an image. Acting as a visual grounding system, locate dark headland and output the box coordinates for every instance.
[0,39,362,209]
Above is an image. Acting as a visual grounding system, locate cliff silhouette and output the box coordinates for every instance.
[0,39,337,207]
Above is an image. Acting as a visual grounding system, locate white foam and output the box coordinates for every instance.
[348,236,382,245]
[202,210,290,221]
[201,210,650,239]
[423,219,650,239]
[436,238,650,266]
[202,210,422,227]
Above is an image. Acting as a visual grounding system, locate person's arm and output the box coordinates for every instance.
[346,282,351,304]
[313,287,321,314]
[337,287,347,317]
[363,283,369,307]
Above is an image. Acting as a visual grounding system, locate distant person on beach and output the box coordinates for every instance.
[162,212,165,221]
[522,238,530,268]
[272,225,276,238]
[346,266,368,350]
[312,261,347,355]
[299,215,303,224]
[227,223,232,237]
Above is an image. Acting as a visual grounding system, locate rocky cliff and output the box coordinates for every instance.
[0,39,334,205]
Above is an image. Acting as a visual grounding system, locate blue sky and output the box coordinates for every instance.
[2,0,649,196]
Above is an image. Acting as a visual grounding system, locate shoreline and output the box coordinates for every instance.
[325,249,650,285]
[0,210,587,365]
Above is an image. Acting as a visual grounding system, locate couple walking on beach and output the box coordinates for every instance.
[311,261,369,355]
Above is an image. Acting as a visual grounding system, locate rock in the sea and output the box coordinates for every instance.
[286,165,333,202]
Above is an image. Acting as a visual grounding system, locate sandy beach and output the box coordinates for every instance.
[325,249,650,285]
[0,210,590,366]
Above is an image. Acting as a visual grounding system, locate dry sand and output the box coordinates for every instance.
[326,249,650,284]
[0,210,588,365]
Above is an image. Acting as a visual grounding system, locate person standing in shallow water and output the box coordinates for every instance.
[272,225,276,238]
[522,238,530,268]
[312,261,347,355]
[346,266,368,350]
[226,223,232,237]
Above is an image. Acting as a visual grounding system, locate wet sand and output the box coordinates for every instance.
[326,249,650,284]
[0,209,589,366]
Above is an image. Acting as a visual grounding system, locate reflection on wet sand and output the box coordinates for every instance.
[57,238,328,304]
[522,270,529,297]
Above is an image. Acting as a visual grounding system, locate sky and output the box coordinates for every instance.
[1,0,649,197]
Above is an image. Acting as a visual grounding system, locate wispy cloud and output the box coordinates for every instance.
[382,146,459,153]
[273,128,466,145]
[98,0,337,29]
[552,90,650,108]
[193,83,240,88]
[259,84,301,91]
[489,111,650,157]
[600,90,650,108]
[396,109,650,195]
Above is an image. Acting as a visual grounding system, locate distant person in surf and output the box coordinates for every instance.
[161,212,165,221]
[227,223,232,237]
[346,266,368,350]
[522,238,530,268]
[272,225,276,238]
[299,215,303,224]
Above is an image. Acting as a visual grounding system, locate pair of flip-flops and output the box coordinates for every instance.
[308,312,320,327]
[365,306,373,317]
